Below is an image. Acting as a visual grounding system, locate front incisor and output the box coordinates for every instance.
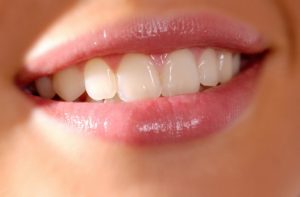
[117,53,162,102]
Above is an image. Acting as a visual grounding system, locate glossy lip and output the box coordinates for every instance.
[22,13,266,145]
[20,13,265,82]
[33,65,259,144]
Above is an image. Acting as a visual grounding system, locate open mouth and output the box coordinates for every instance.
[18,13,268,145]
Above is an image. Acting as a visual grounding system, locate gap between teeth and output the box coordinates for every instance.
[34,48,241,102]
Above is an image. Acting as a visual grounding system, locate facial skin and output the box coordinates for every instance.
[0,0,300,196]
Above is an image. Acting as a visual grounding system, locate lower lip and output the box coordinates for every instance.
[32,64,259,145]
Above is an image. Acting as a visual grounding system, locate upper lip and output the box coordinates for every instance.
[20,13,266,83]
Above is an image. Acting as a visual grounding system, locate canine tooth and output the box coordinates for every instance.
[117,54,161,102]
[84,58,117,101]
[53,66,85,102]
[161,49,200,97]
[233,54,241,75]
[198,49,220,86]
[35,77,56,99]
[219,51,234,83]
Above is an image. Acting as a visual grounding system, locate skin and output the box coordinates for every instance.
[0,0,300,196]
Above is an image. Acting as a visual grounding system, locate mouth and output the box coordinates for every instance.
[18,13,268,145]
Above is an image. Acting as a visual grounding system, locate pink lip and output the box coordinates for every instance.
[21,13,265,82]
[33,65,259,144]
[22,13,266,145]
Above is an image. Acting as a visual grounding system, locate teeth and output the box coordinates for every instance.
[35,48,242,102]
[198,49,220,87]
[84,58,117,101]
[53,66,85,102]
[35,77,56,99]
[218,51,234,84]
[161,49,200,97]
[233,54,241,75]
[117,54,161,102]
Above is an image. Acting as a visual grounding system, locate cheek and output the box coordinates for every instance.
[0,0,79,77]
[0,0,81,134]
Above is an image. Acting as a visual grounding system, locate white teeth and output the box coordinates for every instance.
[35,77,56,99]
[198,49,220,87]
[161,49,200,97]
[233,54,241,75]
[117,54,161,102]
[52,66,85,102]
[84,58,117,101]
[218,51,234,84]
[36,48,241,102]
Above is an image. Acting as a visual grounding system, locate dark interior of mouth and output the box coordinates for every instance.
[19,50,267,103]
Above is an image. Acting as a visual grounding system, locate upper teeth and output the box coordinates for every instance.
[52,67,85,102]
[218,50,234,84]
[35,77,56,99]
[35,48,241,102]
[117,53,162,102]
[84,58,117,101]
[161,49,200,97]
[198,48,220,87]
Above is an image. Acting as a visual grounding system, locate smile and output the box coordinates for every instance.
[18,13,268,145]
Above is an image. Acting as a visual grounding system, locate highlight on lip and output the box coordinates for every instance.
[19,14,268,144]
